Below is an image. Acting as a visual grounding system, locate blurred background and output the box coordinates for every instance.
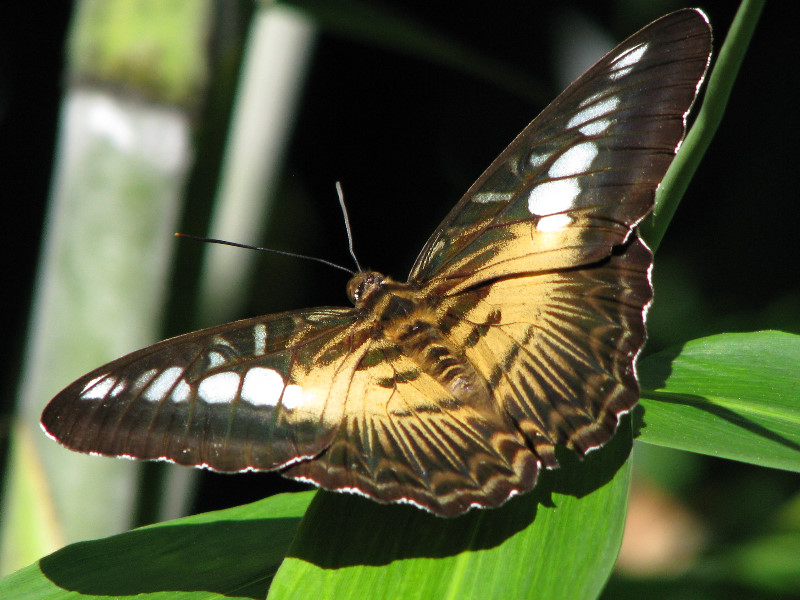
[1,0,797,596]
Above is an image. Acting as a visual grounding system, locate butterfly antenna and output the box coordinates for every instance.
[175,234,356,276]
[336,181,363,273]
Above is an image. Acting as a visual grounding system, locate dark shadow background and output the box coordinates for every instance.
[2,1,796,581]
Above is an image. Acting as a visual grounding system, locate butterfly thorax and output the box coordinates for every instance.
[348,271,492,409]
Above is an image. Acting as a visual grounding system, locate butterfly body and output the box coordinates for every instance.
[348,272,489,407]
[42,10,712,516]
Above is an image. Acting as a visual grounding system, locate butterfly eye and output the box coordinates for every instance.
[347,272,384,305]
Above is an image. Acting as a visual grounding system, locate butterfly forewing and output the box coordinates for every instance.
[41,9,712,517]
[411,9,711,289]
[42,309,360,471]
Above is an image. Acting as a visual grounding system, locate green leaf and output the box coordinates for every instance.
[269,419,633,600]
[637,331,800,472]
[0,491,313,600]
[3,428,633,600]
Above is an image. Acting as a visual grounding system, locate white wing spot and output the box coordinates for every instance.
[143,367,183,402]
[528,179,581,216]
[567,96,619,134]
[132,369,158,392]
[579,92,603,107]
[282,384,305,410]
[198,371,241,404]
[171,379,192,403]
[578,119,612,136]
[609,42,648,80]
[207,351,227,369]
[80,375,116,400]
[254,323,267,356]
[548,142,598,178]
[241,366,285,407]
[110,379,127,398]
[529,152,550,168]
[472,191,514,204]
[81,375,107,394]
[537,214,572,232]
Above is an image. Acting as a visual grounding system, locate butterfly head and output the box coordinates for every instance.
[346,271,385,306]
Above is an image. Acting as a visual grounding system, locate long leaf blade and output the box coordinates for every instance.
[637,331,800,472]
[269,421,632,600]
[0,491,313,600]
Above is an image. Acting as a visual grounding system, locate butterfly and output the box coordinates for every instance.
[41,9,712,517]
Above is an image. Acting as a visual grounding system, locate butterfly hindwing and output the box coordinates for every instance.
[434,237,652,469]
[282,293,539,515]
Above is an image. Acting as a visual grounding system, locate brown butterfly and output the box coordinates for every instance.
[41,9,712,517]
